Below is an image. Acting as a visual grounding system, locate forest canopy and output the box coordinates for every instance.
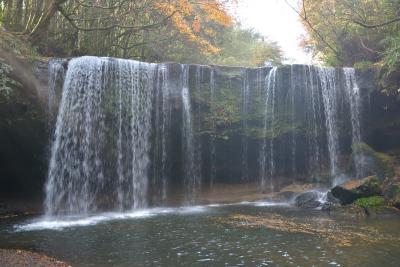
[290,0,400,93]
[0,0,282,67]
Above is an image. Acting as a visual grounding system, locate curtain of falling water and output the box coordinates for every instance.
[152,64,171,203]
[47,59,66,132]
[181,65,201,203]
[319,67,340,184]
[343,68,364,178]
[46,57,365,214]
[209,68,217,187]
[259,66,364,189]
[259,67,277,191]
[241,69,250,182]
[45,57,156,215]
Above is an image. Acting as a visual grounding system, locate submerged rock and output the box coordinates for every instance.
[331,176,382,204]
[365,205,400,218]
[328,204,368,219]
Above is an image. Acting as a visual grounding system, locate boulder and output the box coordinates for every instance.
[331,176,382,205]
[294,191,321,209]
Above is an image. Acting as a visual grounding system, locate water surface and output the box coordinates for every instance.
[1,203,399,267]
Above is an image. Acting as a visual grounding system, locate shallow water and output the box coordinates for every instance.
[1,202,399,267]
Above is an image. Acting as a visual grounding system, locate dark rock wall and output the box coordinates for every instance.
[1,58,399,200]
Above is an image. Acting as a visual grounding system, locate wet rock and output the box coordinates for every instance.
[326,191,341,204]
[294,191,321,209]
[320,192,341,211]
[331,176,382,205]
[352,143,395,180]
[383,181,400,209]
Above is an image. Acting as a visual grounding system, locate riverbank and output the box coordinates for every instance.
[0,249,71,267]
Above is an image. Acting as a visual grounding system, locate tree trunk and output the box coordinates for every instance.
[28,0,67,43]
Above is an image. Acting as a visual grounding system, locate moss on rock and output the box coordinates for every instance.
[354,196,385,209]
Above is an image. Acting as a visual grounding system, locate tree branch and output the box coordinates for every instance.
[352,17,400,29]
[59,7,177,32]
[284,0,340,57]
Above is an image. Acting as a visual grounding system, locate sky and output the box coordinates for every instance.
[234,0,311,64]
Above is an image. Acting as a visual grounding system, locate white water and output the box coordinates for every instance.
[46,58,364,216]
[344,68,364,178]
[209,68,217,186]
[259,66,364,188]
[241,69,250,181]
[15,206,209,232]
[46,56,156,215]
[47,59,65,130]
[153,64,172,202]
[181,65,200,203]
[259,67,277,191]
[15,201,290,232]
[319,67,341,182]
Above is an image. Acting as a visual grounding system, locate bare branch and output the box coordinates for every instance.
[59,7,177,32]
[284,0,340,56]
[352,17,400,29]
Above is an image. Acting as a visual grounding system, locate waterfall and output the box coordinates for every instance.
[47,59,65,130]
[290,65,297,181]
[344,68,364,178]
[259,67,277,191]
[318,67,340,183]
[305,66,323,182]
[181,65,200,203]
[241,69,250,182]
[259,65,363,189]
[46,56,366,213]
[209,68,217,187]
[194,66,203,190]
[152,64,171,203]
[45,56,155,215]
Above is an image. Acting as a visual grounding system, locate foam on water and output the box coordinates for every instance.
[14,201,293,231]
[14,206,213,232]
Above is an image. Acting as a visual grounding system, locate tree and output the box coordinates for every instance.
[1,0,235,59]
[288,0,400,72]
[210,26,282,67]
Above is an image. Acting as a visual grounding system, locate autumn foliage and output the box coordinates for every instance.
[1,0,282,67]
[155,0,234,54]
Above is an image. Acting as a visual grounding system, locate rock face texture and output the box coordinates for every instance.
[0,59,50,197]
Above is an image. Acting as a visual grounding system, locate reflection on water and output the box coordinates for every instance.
[1,203,399,267]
